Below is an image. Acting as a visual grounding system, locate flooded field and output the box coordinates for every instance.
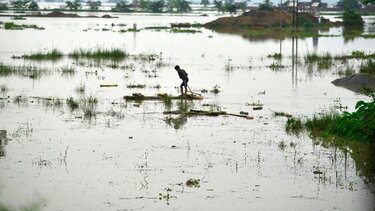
[0,12,374,210]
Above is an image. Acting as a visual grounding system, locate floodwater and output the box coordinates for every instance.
[0,12,374,211]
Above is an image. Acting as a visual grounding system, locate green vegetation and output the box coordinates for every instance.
[337,0,361,10]
[4,22,44,30]
[304,52,333,69]
[285,117,303,134]
[0,63,45,78]
[126,84,146,89]
[273,111,292,118]
[66,0,81,11]
[288,91,375,143]
[68,48,128,60]
[258,0,273,11]
[185,178,200,188]
[60,66,75,75]
[342,9,363,27]
[66,97,79,111]
[359,59,375,75]
[210,85,220,94]
[170,28,201,33]
[112,1,132,12]
[23,49,63,60]
[267,53,282,60]
[75,83,85,93]
[81,96,98,119]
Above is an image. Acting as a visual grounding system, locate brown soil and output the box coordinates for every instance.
[204,10,326,29]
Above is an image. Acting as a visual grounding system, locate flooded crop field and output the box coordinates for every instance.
[0,11,374,210]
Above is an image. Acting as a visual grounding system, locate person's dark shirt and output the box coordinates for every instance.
[177,68,188,81]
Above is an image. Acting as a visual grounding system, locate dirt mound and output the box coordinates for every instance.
[332,73,375,92]
[45,11,80,18]
[204,10,324,29]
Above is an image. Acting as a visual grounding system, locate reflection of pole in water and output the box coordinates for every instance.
[313,37,319,53]
[291,36,298,88]
[132,23,137,50]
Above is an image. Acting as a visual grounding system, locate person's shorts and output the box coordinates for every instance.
[181,79,188,87]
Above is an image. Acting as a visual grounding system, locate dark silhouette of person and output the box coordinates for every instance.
[174,65,189,95]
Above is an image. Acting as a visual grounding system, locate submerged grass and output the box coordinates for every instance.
[68,48,128,61]
[23,49,63,60]
[359,59,375,75]
[287,90,375,143]
[4,22,44,30]
[0,62,45,78]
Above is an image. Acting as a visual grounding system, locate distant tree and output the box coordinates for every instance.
[224,0,237,15]
[343,9,364,26]
[175,0,191,12]
[149,0,164,12]
[66,0,82,10]
[87,0,101,10]
[166,0,175,11]
[0,3,9,10]
[361,0,374,4]
[112,1,132,11]
[28,0,39,10]
[213,0,224,13]
[235,1,246,12]
[201,0,209,7]
[139,0,149,9]
[336,0,362,9]
[258,0,273,11]
[11,0,30,10]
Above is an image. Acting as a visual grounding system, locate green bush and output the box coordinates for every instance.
[343,9,363,27]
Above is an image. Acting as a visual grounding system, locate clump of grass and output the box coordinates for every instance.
[274,111,292,118]
[4,22,44,30]
[285,117,303,135]
[66,97,79,111]
[13,95,27,104]
[143,26,170,31]
[267,53,282,60]
[185,179,200,188]
[268,62,285,71]
[0,62,15,76]
[44,98,63,109]
[23,49,64,60]
[338,65,355,76]
[75,83,85,93]
[359,59,375,75]
[304,52,333,69]
[127,84,146,89]
[68,48,128,60]
[81,96,98,119]
[210,85,220,94]
[60,66,75,75]
[0,84,8,93]
[278,141,286,150]
[170,29,201,33]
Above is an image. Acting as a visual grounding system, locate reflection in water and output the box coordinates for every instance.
[313,138,375,184]
[291,36,299,89]
[164,100,193,130]
[0,130,7,157]
[343,26,365,43]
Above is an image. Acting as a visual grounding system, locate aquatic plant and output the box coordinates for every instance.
[342,9,364,27]
[13,95,27,104]
[4,22,44,30]
[285,117,303,134]
[163,95,172,109]
[304,52,333,69]
[74,83,85,93]
[66,97,79,111]
[23,49,63,60]
[81,96,98,119]
[170,28,201,33]
[68,48,128,60]
[210,85,220,94]
[359,59,375,75]
[126,84,146,89]
[267,53,282,60]
[60,66,75,75]
[273,111,292,118]
[0,84,8,93]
